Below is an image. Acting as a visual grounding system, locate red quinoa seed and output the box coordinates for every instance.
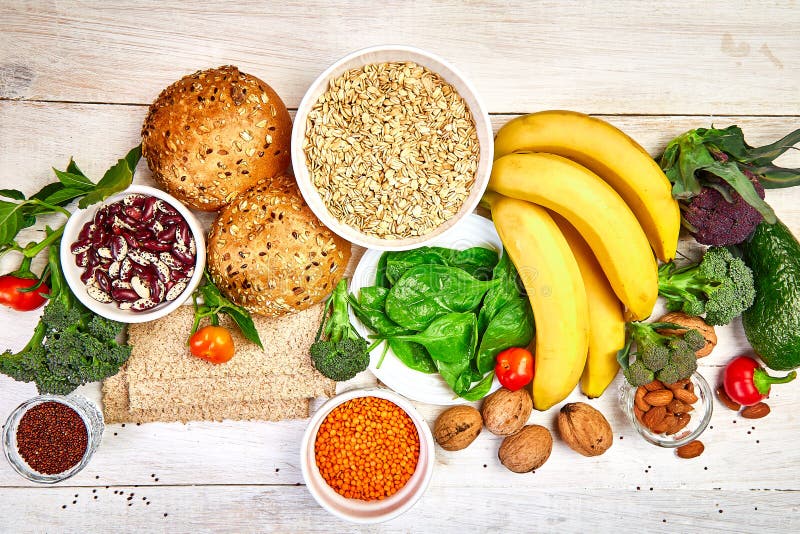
[16,401,88,475]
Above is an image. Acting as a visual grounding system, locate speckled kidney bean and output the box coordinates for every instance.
[71,193,197,311]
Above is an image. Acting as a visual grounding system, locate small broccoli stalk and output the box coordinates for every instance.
[658,246,755,326]
[310,279,375,382]
[618,322,701,387]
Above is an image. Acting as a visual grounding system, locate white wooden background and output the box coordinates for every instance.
[1,1,800,532]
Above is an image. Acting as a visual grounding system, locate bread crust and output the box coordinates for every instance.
[207,175,351,316]
[141,65,291,211]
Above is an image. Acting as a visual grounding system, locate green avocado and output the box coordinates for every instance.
[740,219,800,370]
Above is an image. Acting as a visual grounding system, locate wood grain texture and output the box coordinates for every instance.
[1,1,799,114]
[0,485,797,533]
[1,4,800,528]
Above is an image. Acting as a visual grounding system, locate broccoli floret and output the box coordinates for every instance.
[623,359,655,387]
[682,329,707,352]
[682,174,766,246]
[1,292,131,395]
[657,246,755,325]
[619,322,699,387]
[309,279,371,382]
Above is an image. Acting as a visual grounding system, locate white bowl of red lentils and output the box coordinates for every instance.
[300,388,435,523]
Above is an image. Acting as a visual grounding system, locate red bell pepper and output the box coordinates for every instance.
[723,356,796,406]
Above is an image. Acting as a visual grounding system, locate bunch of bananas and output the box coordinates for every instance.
[485,110,680,410]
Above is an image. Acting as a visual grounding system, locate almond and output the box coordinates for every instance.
[642,405,666,431]
[667,399,692,414]
[667,413,691,435]
[716,387,741,411]
[674,388,699,405]
[653,414,676,434]
[644,380,665,392]
[635,386,651,411]
[741,402,770,419]
[687,381,695,394]
[643,389,674,406]
[676,440,704,459]
[634,405,645,424]
[666,378,690,391]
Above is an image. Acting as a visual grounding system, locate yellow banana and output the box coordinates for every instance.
[551,212,626,398]
[494,110,680,262]
[484,191,589,411]
[488,152,658,320]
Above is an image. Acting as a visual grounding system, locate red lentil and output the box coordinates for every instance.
[16,401,88,475]
[314,397,420,501]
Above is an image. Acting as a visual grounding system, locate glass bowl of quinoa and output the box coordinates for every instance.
[2,394,104,483]
[300,387,435,523]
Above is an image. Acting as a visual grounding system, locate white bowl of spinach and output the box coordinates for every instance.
[349,214,534,404]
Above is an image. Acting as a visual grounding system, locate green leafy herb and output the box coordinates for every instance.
[191,271,264,349]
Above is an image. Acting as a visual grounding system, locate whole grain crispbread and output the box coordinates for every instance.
[102,366,310,424]
[128,373,334,410]
[125,303,331,382]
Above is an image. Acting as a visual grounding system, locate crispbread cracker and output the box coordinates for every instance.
[128,374,334,410]
[126,304,328,381]
[102,366,310,424]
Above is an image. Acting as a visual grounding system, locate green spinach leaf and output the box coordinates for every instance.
[385,264,495,330]
[476,298,534,373]
[388,312,477,364]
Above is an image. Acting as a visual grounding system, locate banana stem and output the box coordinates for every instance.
[480,190,503,210]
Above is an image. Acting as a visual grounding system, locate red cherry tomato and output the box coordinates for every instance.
[495,347,534,391]
[0,275,50,311]
[189,325,235,364]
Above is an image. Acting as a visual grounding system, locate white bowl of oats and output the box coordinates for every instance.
[292,45,493,251]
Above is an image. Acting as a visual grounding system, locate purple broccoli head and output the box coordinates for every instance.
[682,173,765,246]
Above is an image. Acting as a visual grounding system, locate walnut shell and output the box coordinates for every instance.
[481,387,533,436]
[656,312,717,357]
[433,405,483,451]
[557,402,613,457]
[498,425,553,473]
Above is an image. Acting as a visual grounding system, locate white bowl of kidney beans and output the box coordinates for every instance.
[60,184,206,323]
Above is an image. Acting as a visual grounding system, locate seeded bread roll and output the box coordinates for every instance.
[141,65,292,211]
[207,175,351,317]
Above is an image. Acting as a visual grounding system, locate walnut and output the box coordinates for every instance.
[433,405,482,451]
[557,402,613,457]
[498,425,553,473]
[481,387,533,436]
[657,312,717,357]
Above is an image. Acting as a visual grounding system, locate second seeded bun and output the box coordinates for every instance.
[207,175,352,317]
[141,65,292,211]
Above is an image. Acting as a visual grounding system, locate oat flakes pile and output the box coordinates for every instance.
[304,61,479,239]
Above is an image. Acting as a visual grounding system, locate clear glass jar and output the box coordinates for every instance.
[619,371,713,448]
[2,394,104,483]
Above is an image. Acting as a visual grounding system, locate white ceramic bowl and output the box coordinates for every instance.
[60,184,206,323]
[300,388,435,524]
[291,45,494,251]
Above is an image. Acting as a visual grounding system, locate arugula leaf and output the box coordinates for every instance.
[195,272,264,349]
[78,156,135,209]
[53,169,94,191]
[30,182,66,203]
[43,187,92,206]
[0,189,25,201]
[66,158,88,178]
[124,145,142,174]
[0,200,27,247]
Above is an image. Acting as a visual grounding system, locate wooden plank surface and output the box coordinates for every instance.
[1,1,798,114]
[0,485,797,533]
[1,1,799,531]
